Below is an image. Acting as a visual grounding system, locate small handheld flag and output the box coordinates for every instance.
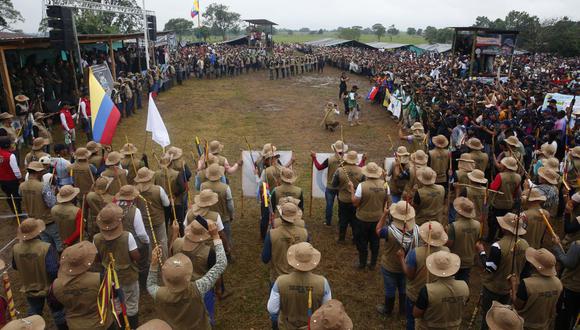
[89,69,120,145]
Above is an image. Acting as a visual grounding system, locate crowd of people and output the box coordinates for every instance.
[0,39,578,330]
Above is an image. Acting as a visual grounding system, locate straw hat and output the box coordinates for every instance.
[542,158,560,172]
[14,94,30,102]
[204,163,223,182]
[466,138,484,151]
[166,146,183,160]
[410,150,428,165]
[58,241,98,279]
[396,146,410,157]
[280,167,298,184]
[287,242,321,272]
[86,141,102,154]
[2,315,45,330]
[505,136,520,147]
[522,188,546,203]
[537,167,559,185]
[182,221,211,251]
[343,151,358,165]
[467,169,488,184]
[571,146,580,159]
[458,153,475,165]
[134,167,155,183]
[362,162,383,179]
[278,197,300,207]
[137,319,172,330]
[432,135,449,148]
[539,143,557,158]
[525,247,557,277]
[158,154,173,168]
[277,203,303,224]
[310,299,353,330]
[162,253,193,292]
[419,221,448,247]
[500,157,518,171]
[94,176,113,194]
[120,143,138,156]
[208,140,223,155]
[74,147,91,160]
[194,189,218,208]
[389,201,416,230]
[115,185,139,201]
[485,301,524,330]
[33,112,47,121]
[454,197,476,218]
[417,167,436,185]
[31,137,49,151]
[410,122,424,132]
[105,151,122,166]
[426,250,461,277]
[331,140,348,153]
[57,185,80,203]
[497,213,526,236]
[96,203,124,240]
[0,112,13,120]
[16,218,46,241]
[261,143,277,156]
[27,161,45,172]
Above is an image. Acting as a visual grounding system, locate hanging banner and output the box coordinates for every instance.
[311,153,363,199]
[90,63,114,96]
[542,93,579,112]
[241,151,293,197]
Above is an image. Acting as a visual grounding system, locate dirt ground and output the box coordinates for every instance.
[0,66,485,329]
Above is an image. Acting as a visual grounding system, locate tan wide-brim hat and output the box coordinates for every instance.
[105,151,122,166]
[396,146,410,157]
[419,221,448,247]
[310,299,353,330]
[17,218,46,241]
[426,250,461,277]
[31,137,49,150]
[74,147,91,160]
[162,253,193,293]
[96,203,124,240]
[500,157,518,171]
[287,242,321,272]
[115,185,139,201]
[410,122,424,132]
[189,204,209,218]
[538,167,559,185]
[86,141,102,154]
[57,185,80,203]
[522,188,547,203]
[208,140,223,155]
[467,169,488,184]
[0,112,13,120]
[466,138,484,150]
[120,143,138,155]
[410,150,428,165]
[261,143,277,156]
[59,241,98,279]
[505,136,520,147]
[33,112,47,121]
[362,162,383,179]
[458,153,475,164]
[167,146,183,160]
[331,140,348,153]
[280,167,298,184]
[194,189,218,208]
[497,213,526,236]
[94,176,113,194]
[182,221,212,251]
[2,315,46,330]
[134,167,155,183]
[542,158,560,172]
[14,94,30,102]
[279,196,301,207]
[571,146,580,159]
[277,203,303,223]
[432,135,449,148]
[27,161,45,172]
[454,197,476,218]
[343,151,358,165]
[137,319,172,330]
[389,201,416,230]
[539,143,557,158]
[417,167,436,185]
[205,163,225,182]
[525,247,557,277]
[486,301,524,330]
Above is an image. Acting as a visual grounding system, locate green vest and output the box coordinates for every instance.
[273,183,302,210]
[265,165,282,190]
[429,148,449,184]
[71,161,94,196]
[466,186,485,220]
[380,229,403,273]
[172,238,212,281]
[94,232,138,285]
[51,202,79,244]
[561,241,580,292]
[337,164,363,203]
[355,178,386,222]
[326,155,340,189]
[415,185,445,225]
[390,162,410,196]
[416,277,469,330]
[450,216,481,268]
[492,171,521,210]
[522,207,547,249]
[269,223,308,282]
[567,158,580,189]
[456,169,470,198]
[155,283,211,330]
[120,204,137,241]
[469,150,489,172]
[100,167,128,195]
[137,185,165,226]
[201,180,230,222]
[482,234,529,294]
[13,239,50,297]
[19,179,53,224]
[407,245,449,302]
[86,192,113,238]
[120,157,142,185]
[518,273,562,330]
[276,272,326,330]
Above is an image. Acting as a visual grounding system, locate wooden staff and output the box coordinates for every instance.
[309,157,314,218]
[426,222,432,283]
[138,194,163,264]
[164,156,179,231]
[80,194,86,241]
[539,209,564,250]
[2,271,16,320]
[455,183,504,194]
[9,195,20,226]
[340,124,344,142]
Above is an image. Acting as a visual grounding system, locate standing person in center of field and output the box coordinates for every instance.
[332,150,364,244]
[339,72,349,100]
[347,85,361,126]
[349,162,389,270]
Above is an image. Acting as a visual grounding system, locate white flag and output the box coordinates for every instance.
[146,93,171,147]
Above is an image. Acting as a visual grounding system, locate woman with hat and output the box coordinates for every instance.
[310,299,353,330]
[49,241,114,330]
[0,136,22,214]
[69,147,97,196]
[154,154,181,228]
[390,146,411,203]
[24,138,49,167]
[86,177,114,239]
[120,143,144,185]
[52,185,82,247]
[521,188,549,249]
[349,162,388,270]
[100,151,128,195]
[12,218,66,328]
[267,242,332,330]
[399,221,449,330]
[447,197,481,283]
[476,213,529,330]
[428,135,450,186]
[271,167,304,212]
[93,203,141,328]
[485,301,524,330]
[375,201,419,317]
[399,122,428,154]
[413,250,469,330]
[147,220,227,330]
[487,157,522,242]
[413,167,445,226]
[510,247,562,330]
[466,137,489,173]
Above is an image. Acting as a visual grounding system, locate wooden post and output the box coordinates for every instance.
[309,158,314,218]
[469,30,477,78]
[0,48,16,115]
[109,39,116,80]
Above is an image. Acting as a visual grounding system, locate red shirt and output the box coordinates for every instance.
[0,149,17,181]
[60,108,75,130]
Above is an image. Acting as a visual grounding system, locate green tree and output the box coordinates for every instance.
[435,28,453,43]
[337,26,361,40]
[318,29,324,34]
[473,16,492,28]
[164,18,193,41]
[424,26,438,43]
[204,3,241,40]
[72,0,143,34]
[541,17,580,56]
[194,26,210,41]
[372,23,386,41]
[416,28,423,36]
[407,27,416,35]
[387,24,399,41]
[503,10,541,51]
[299,27,310,33]
[0,0,23,31]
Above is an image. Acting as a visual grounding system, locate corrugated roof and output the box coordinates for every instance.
[415,43,452,53]
[243,19,278,26]
[366,42,410,49]
[0,32,35,40]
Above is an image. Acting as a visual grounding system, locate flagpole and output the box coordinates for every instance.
[142,0,150,70]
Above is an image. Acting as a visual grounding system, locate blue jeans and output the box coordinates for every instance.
[406,297,415,330]
[381,267,405,298]
[27,296,66,327]
[325,188,338,225]
[204,289,215,325]
[448,201,457,224]
[223,222,232,247]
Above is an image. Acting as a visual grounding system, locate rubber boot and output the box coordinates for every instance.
[128,315,139,329]
[376,296,396,316]
[399,294,407,315]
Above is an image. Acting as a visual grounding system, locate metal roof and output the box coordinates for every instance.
[415,43,452,53]
[0,32,35,40]
[366,42,411,50]
[452,27,519,34]
[243,19,278,26]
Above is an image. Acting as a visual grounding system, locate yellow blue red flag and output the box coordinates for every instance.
[191,0,200,18]
[89,69,121,145]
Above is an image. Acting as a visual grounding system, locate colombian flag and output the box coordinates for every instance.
[191,0,200,18]
[89,69,120,145]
